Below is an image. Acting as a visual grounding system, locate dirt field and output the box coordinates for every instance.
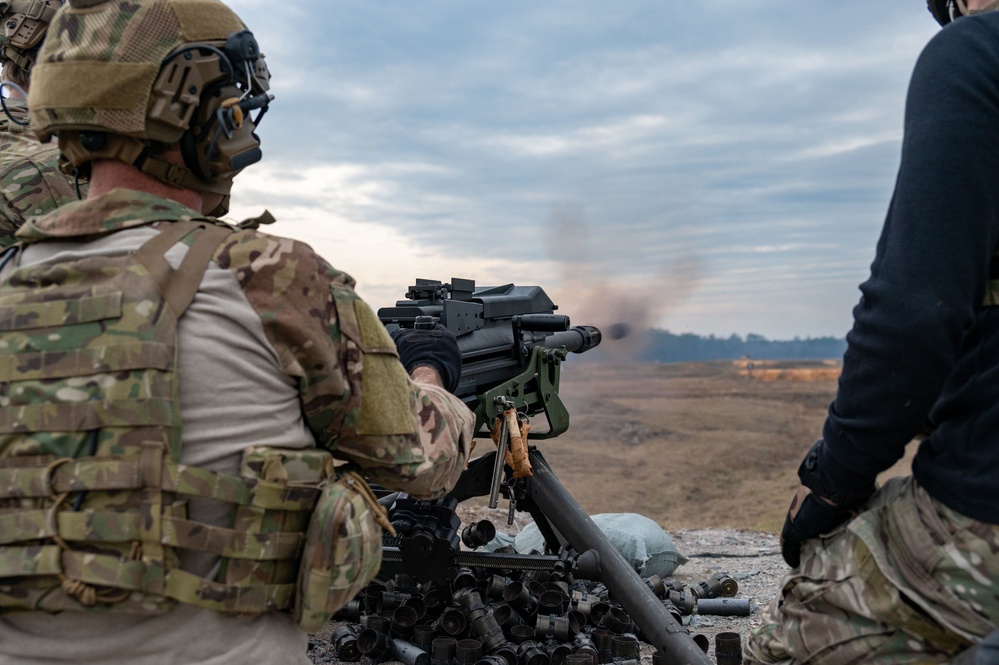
[506,359,915,533]
[309,359,923,664]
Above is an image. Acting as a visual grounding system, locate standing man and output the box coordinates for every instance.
[0,0,78,246]
[746,1,999,663]
[0,1,474,664]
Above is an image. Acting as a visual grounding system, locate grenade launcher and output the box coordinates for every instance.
[378,277,600,438]
[374,278,710,665]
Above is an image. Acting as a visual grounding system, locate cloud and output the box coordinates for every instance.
[222,0,938,338]
[226,163,563,312]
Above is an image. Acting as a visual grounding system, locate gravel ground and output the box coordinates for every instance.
[667,529,784,659]
[307,519,786,665]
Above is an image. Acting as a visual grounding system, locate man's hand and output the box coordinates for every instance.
[390,324,462,394]
[780,485,853,568]
[780,439,877,568]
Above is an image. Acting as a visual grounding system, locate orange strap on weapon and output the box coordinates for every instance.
[490,408,533,477]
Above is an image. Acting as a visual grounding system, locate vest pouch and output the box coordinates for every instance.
[220,446,336,590]
[294,471,385,632]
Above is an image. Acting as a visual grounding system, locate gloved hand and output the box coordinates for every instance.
[780,439,876,568]
[390,324,462,394]
[780,487,854,568]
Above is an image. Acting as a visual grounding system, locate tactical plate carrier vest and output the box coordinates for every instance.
[0,220,376,624]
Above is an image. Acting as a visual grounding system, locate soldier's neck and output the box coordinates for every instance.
[88,158,205,213]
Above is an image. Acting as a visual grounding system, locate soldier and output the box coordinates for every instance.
[0,1,474,664]
[0,0,79,247]
[746,1,999,664]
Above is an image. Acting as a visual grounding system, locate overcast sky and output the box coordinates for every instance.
[221,1,938,340]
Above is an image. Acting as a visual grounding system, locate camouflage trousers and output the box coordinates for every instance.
[745,476,999,665]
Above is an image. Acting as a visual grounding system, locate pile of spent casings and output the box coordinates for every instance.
[319,567,747,665]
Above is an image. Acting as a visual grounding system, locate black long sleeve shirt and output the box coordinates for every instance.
[816,13,999,524]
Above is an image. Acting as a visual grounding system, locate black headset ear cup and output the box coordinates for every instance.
[79,132,108,152]
[224,30,259,65]
[179,123,209,179]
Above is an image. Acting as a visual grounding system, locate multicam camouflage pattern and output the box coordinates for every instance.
[29,0,246,141]
[211,215,473,501]
[746,476,999,665]
[217,447,335,611]
[295,472,384,632]
[0,188,473,620]
[0,193,208,612]
[0,99,79,248]
[0,191,316,615]
[0,191,320,615]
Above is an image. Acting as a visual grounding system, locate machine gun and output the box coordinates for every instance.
[375,279,710,665]
[379,277,600,439]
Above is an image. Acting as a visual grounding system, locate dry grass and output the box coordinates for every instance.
[483,360,915,534]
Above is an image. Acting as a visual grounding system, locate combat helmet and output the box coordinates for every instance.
[928,0,999,25]
[27,0,272,214]
[0,0,61,75]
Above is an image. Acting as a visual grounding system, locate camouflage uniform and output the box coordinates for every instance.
[747,476,999,665]
[0,98,78,247]
[0,188,474,664]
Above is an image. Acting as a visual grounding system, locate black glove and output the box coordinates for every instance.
[390,324,462,394]
[780,491,854,568]
[780,440,875,568]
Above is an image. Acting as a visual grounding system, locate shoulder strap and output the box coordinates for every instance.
[133,220,234,318]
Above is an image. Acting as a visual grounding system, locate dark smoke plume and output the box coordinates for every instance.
[545,204,702,362]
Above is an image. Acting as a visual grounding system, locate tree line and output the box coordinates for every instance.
[638,330,847,363]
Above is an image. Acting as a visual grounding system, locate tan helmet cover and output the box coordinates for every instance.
[27,0,270,209]
[29,0,247,140]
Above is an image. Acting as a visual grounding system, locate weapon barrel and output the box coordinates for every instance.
[518,314,570,332]
[526,451,711,665]
[542,325,602,354]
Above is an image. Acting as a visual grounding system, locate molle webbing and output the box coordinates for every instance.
[6,0,59,25]
[1,43,34,72]
[0,220,327,615]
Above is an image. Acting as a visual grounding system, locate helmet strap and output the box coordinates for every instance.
[0,45,33,72]
[58,132,234,211]
[206,195,230,218]
[58,133,146,176]
[135,149,232,196]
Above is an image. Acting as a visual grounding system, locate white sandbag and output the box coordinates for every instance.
[514,513,688,578]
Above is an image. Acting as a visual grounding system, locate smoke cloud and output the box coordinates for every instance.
[545,204,702,362]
